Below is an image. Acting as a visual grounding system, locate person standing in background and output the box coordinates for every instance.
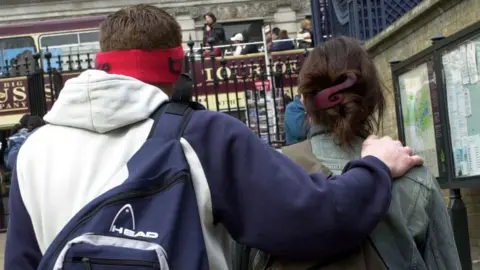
[284,94,310,145]
[203,12,225,57]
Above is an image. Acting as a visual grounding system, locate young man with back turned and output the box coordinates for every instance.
[6,5,423,269]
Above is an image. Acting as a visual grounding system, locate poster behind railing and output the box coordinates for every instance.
[443,35,480,177]
[191,50,307,96]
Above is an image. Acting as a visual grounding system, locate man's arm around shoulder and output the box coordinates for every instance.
[183,112,395,261]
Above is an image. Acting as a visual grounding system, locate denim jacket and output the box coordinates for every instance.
[4,128,30,170]
[307,125,461,270]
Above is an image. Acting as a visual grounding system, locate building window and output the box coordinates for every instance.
[222,20,264,41]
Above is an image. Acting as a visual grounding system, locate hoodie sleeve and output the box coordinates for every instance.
[183,111,392,260]
[4,169,42,270]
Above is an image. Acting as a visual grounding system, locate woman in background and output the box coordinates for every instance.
[203,12,225,57]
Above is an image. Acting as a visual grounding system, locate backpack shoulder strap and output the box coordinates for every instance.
[281,140,333,176]
[147,73,203,140]
[147,102,195,140]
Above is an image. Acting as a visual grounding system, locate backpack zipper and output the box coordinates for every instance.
[43,171,189,269]
[81,257,92,270]
[74,257,158,268]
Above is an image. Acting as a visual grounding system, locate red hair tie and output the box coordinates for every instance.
[313,73,358,110]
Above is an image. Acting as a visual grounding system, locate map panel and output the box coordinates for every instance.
[399,63,439,177]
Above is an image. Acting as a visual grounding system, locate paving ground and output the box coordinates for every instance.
[0,233,4,270]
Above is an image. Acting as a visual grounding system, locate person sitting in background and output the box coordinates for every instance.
[232,30,258,55]
[265,26,280,51]
[230,32,245,56]
[271,30,295,51]
[5,116,45,170]
[3,115,30,170]
[298,18,314,48]
[284,94,309,145]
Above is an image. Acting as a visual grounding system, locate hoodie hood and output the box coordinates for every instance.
[44,70,169,133]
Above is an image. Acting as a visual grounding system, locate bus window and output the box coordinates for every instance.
[40,31,100,71]
[40,33,78,48]
[79,31,99,43]
[0,36,36,76]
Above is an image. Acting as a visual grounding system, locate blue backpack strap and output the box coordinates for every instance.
[147,73,204,140]
[147,102,195,140]
[147,73,205,140]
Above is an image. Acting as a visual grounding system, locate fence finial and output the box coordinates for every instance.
[33,53,42,71]
[187,35,194,48]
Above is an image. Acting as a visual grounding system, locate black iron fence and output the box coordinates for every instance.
[0,41,310,146]
[0,41,311,232]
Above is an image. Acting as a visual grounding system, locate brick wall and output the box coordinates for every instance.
[364,0,480,261]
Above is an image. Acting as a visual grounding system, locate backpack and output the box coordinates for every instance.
[37,98,210,269]
[237,140,388,270]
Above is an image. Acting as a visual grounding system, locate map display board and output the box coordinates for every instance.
[398,62,439,177]
[443,35,480,177]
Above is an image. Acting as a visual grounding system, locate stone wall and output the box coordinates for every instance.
[365,0,480,261]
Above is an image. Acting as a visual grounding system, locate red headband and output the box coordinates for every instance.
[95,46,184,84]
[314,73,358,110]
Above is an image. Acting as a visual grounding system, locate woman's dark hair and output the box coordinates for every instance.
[279,30,289,39]
[298,36,385,147]
[204,12,217,24]
[10,123,22,135]
[27,116,45,131]
[241,30,250,42]
[272,27,280,36]
[283,94,293,105]
[19,114,30,128]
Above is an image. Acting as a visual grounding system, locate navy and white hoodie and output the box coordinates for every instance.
[5,70,392,269]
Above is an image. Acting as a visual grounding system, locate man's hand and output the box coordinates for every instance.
[361,135,424,178]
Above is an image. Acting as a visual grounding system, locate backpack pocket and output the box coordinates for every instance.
[56,233,169,270]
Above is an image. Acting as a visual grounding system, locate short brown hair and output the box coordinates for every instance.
[279,30,289,39]
[99,4,182,52]
[298,36,385,147]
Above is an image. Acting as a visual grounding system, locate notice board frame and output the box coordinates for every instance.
[391,21,480,189]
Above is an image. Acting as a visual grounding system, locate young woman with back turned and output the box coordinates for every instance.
[295,36,461,269]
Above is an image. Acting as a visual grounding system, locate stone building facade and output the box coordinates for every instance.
[0,0,312,46]
[365,0,480,261]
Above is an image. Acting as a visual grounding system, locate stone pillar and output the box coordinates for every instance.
[273,6,298,36]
